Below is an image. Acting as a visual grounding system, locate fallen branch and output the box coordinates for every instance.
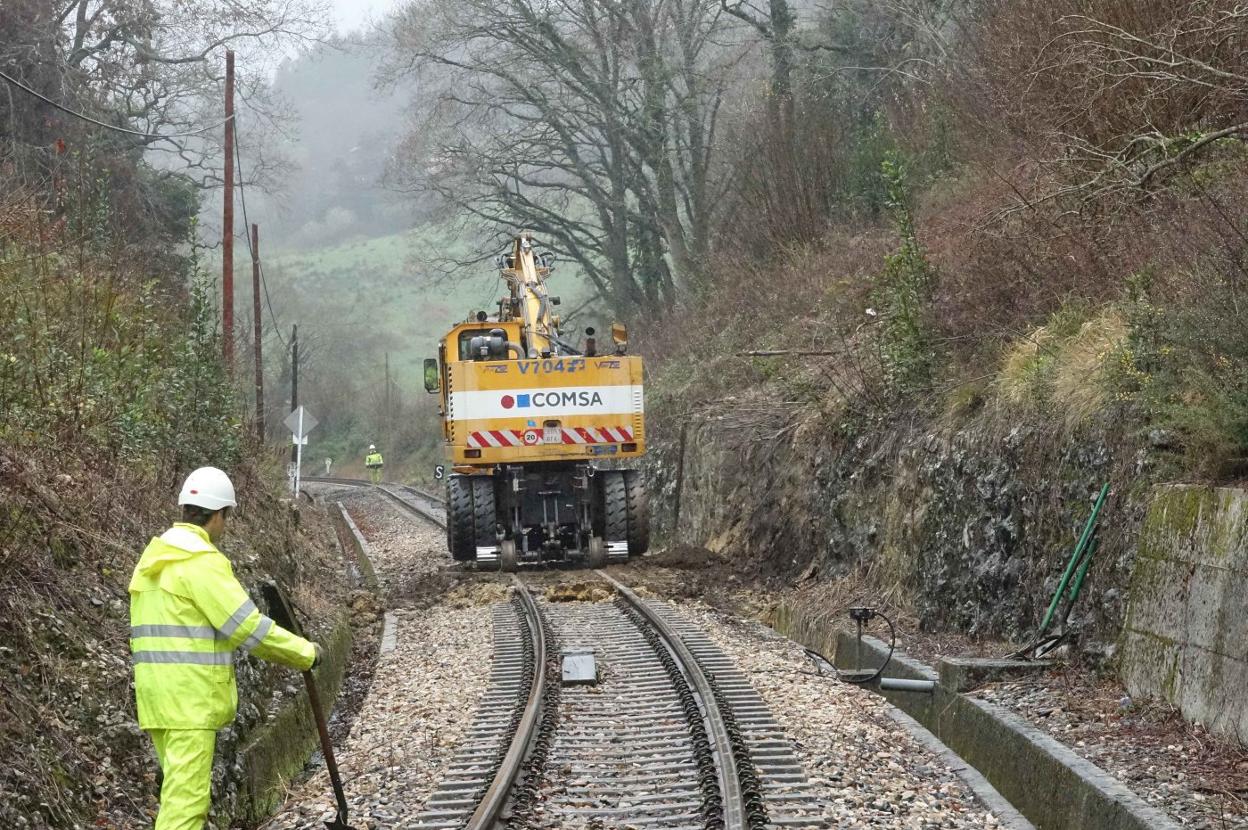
[737,350,841,357]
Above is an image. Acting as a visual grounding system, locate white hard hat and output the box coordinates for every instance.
[178,467,237,511]
[369,444,376,450]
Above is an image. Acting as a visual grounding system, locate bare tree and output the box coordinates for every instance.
[386,0,748,314]
[0,0,331,191]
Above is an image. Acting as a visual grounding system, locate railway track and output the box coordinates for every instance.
[312,476,831,828]
[304,476,447,526]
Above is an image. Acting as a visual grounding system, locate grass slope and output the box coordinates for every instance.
[257,223,598,386]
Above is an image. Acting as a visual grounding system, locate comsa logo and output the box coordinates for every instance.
[501,391,605,409]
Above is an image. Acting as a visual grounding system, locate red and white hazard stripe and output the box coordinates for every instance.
[561,426,634,444]
[466,426,634,448]
[466,429,525,449]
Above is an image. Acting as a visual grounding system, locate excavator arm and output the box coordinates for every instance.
[504,233,558,358]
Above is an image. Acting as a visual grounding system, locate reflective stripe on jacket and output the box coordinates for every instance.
[365,452,383,467]
[128,523,316,730]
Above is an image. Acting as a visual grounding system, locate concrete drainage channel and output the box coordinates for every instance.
[770,602,1181,830]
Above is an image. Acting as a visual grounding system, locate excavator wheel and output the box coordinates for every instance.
[471,475,497,551]
[622,469,650,556]
[499,539,518,572]
[586,536,607,569]
[447,476,476,561]
[600,470,628,545]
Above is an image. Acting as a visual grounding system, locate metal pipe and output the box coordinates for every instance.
[880,678,936,693]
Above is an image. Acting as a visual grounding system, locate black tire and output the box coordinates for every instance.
[622,469,650,556]
[471,475,497,548]
[600,470,628,543]
[447,476,476,561]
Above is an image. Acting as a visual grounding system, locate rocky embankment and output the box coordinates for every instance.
[645,405,1148,652]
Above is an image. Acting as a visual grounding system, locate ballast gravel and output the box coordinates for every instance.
[332,489,447,594]
[269,488,1006,829]
[676,604,1004,828]
[260,602,492,830]
[262,489,492,830]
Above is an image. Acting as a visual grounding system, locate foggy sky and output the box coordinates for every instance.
[330,0,402,33]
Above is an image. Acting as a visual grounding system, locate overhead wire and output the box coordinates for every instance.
[232,114,287,349]
[3,61,293,363]
[0,68,234,140]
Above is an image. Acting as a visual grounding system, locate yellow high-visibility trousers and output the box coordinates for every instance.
[148,729,216,830]
[369,467,382,484]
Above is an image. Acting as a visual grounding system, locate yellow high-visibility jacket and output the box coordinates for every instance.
[128,523,316,730]
[365,452,384,468]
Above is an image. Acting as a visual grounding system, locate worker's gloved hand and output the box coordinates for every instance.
[311,643,323,669]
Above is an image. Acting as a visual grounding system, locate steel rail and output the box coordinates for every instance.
[595,569,748,830]
[465,575,549,830]
[303,476,446,505]
[302,476,447,527]
[376,484,447,528]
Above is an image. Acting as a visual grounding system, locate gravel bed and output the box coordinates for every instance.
[972,675,1248,829]
[331,489,449,595]
[260,603,493,830]
[675,604,1004,828]
[260,487,495,830]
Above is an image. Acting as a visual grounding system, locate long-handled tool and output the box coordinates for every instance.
[260,583,356,830]
[1010,482,1110,660]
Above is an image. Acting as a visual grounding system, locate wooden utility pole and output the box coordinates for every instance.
[673,421,689,540]
[251,223,264,441]
[222,49,236,368]
[290,323,299,465]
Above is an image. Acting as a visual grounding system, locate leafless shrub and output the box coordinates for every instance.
[974,0,1248,210]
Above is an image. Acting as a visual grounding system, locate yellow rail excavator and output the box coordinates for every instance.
[423,232,649,569]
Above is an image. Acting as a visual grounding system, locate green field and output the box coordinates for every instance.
[257,223,600,388]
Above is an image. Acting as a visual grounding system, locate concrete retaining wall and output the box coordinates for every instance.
[1121,484,1248,745]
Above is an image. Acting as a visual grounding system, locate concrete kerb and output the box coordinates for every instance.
[332,501,379,590]
[770,603,1181,830]
[242,500,395,824]
[332,501,395,655]
[381,612,399,654]
[884,706,1036,830]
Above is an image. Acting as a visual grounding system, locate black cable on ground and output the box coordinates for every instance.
[803,608,897,686]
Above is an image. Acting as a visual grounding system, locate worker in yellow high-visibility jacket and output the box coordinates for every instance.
[129,467,322,830]
[364,443,384,484]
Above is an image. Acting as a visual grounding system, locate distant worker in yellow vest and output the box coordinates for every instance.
[365,443,384,484]
[129,467,321,830]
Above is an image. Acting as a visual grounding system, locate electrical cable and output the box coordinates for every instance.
[802,608,897,686]
[233,118,287,349]
[0,68,234,140]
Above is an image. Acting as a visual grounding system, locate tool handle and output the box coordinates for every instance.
[304,670,350,823]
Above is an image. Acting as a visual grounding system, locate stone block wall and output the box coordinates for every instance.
[1121,485,1248,744]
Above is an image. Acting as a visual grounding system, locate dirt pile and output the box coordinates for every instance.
[544,582,614,603]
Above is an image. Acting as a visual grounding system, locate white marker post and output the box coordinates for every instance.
[284,406,318,497]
